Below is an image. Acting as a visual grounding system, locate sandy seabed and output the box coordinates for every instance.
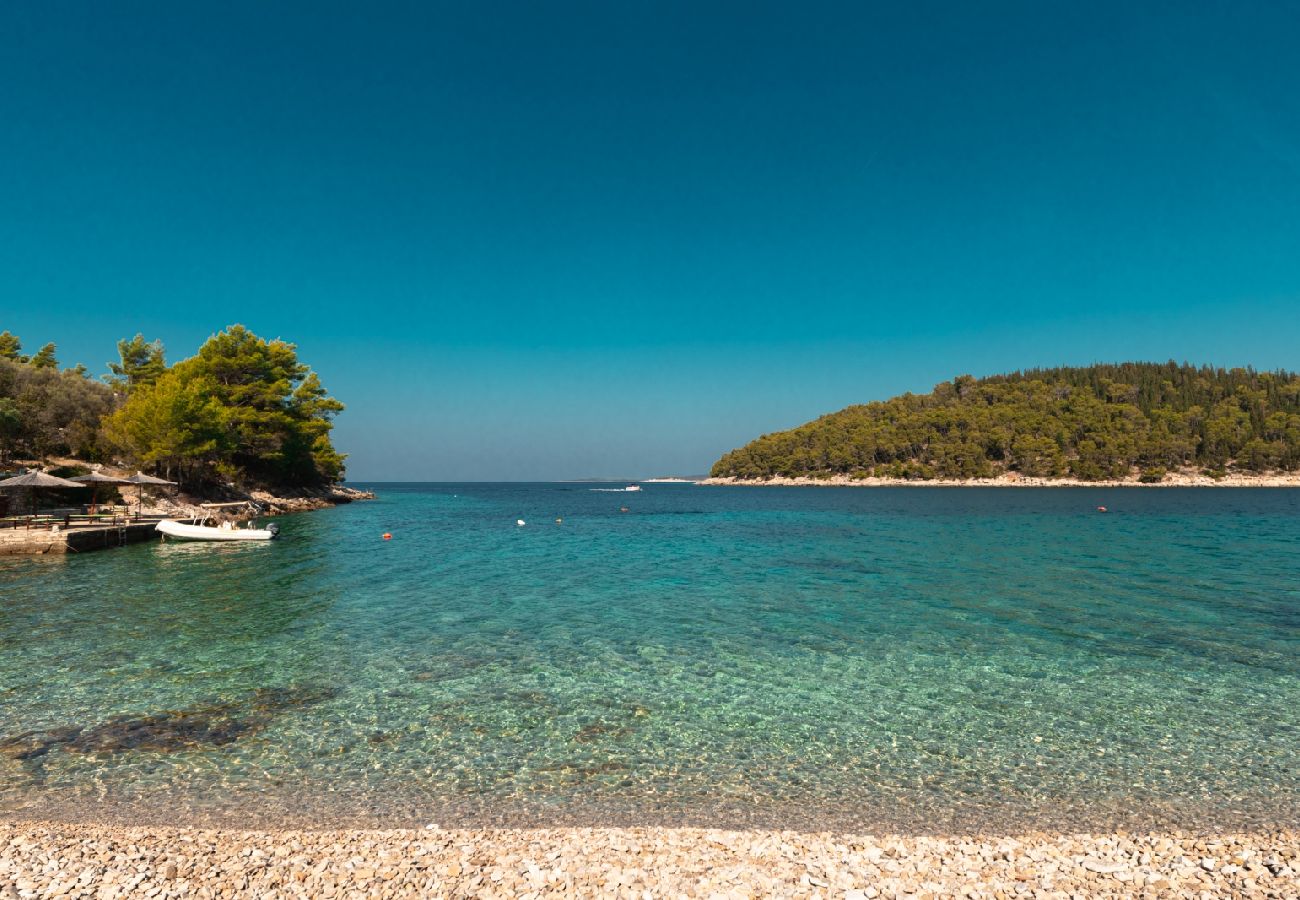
[2,821,1297,899]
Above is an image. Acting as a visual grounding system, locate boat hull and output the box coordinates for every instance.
[156,520,277,541]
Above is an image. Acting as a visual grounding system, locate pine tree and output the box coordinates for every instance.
[0,331,21,361]
[28,343,58,369]
[107,334,166,392]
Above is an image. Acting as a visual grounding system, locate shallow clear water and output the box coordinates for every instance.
[1,484,1297,833]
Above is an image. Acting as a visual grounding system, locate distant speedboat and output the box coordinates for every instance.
[156,519,279,542]
[624,485,642,492]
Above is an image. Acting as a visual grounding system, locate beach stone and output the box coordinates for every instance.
[1080,858,1126,874]
[0,823,1297,898]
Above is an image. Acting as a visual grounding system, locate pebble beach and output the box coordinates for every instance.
[2,821,1297,899]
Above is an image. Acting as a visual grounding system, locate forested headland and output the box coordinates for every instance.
[0,325,345,489]
[711,363,1300,483]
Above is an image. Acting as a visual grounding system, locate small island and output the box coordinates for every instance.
[708,362,1300,486]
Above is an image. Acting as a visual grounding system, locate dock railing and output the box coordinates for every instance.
[1,510,170,530]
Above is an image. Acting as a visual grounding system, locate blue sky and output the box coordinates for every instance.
[3,2,1299,479]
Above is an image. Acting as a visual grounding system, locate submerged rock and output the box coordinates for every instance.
[67,710,252,753]
[0,726,82,760]
[572,721,634,743]
[0,684,337,759]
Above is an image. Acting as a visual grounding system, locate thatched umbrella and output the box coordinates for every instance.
[0,470,87,517]
[125,471,178,517]
[70,471,132,514]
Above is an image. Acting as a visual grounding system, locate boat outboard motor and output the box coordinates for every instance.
[266,522,280,537]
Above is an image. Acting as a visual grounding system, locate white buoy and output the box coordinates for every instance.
[517,519,526,526]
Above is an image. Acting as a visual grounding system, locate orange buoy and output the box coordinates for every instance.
[382,532,392,540]
[1096,506,1107,513]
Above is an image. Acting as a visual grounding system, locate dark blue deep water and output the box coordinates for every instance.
[2,484,1297,832]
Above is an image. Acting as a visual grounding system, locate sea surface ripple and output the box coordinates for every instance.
[1,484,1297,832]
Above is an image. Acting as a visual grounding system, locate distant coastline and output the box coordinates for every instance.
[702,471,1300,488]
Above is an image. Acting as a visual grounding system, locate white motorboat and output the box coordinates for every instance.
[156,518,279,542]
[157,519,278,541]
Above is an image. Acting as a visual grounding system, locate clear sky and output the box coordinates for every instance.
[3,2,1299,480]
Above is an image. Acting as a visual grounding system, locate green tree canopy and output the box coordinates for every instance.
[105,324,345,486]
[0,357,115,460]
[101,369,226,481]
[0,397,22,464]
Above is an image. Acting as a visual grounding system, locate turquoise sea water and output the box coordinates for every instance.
[1,484,1297,833]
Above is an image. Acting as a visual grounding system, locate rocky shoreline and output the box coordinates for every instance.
[148,484,374,520]
[4,457,375,520]
[702,472,1300,488]
[1,821,1296,898]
